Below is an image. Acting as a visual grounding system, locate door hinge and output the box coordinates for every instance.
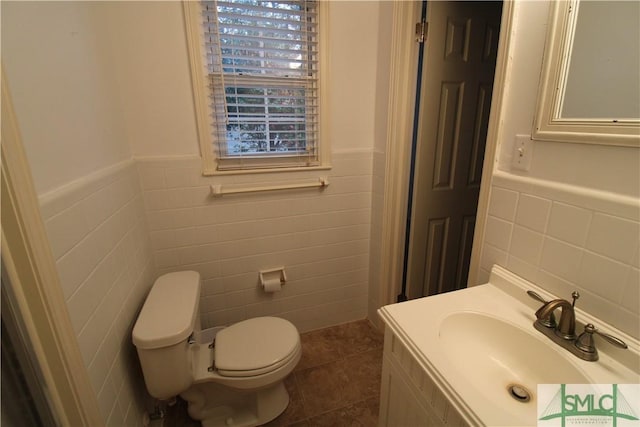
[415,21,427,43]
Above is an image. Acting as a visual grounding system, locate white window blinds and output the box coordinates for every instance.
[201,0,320,171]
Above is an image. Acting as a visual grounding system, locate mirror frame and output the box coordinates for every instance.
[533,0,640,147]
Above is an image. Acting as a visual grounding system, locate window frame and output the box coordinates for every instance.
[183,0,331,175]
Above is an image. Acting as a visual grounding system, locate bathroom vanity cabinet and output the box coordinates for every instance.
[378,324,468,427]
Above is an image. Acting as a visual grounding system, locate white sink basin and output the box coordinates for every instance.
[439,312,589,422]
[440,312,590,385]
[379,266,640,426]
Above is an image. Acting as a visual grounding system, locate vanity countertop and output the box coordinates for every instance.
[378,266,640,426]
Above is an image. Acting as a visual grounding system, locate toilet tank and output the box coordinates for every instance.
[132,271,201,400]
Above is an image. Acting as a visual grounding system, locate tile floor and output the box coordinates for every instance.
[163,319,384,426]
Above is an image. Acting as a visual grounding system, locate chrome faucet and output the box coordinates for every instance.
[527,290,627,361]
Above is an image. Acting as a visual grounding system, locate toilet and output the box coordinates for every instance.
[132,271,301,427]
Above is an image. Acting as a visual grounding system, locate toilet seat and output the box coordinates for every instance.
[215,317,300,378]
[216,342,301,377]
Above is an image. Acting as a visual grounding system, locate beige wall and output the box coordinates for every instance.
[97,1,382,159]
[478,1,640,339]
[493,1,639,197]
[4,1,385,179]
[2,1,132,195]
[3,2,154,424]
[4,0,638,421]
[2,1,390,424]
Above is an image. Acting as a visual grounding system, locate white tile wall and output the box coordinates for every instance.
[514,194,551,232]
[586,213,640,265]
[547,202,592,246]
[510,226,543,265]
[40,160,154,426]
[484,216,513,250]
[487,187,519,221]
[479,172,640,339]
[138,151,373,333]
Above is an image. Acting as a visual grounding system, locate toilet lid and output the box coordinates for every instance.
[215,317,299,374]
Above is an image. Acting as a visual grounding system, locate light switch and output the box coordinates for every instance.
[512,134,533,171]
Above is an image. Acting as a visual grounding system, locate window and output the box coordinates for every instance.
[184,0,329,174]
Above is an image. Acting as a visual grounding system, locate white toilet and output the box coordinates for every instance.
[132,271,301,427]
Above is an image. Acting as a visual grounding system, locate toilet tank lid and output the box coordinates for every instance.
[132,271,201,350]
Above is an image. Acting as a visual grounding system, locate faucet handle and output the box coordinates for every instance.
[527,290,548,304]
[576,323,628,356]
[527,290,556,327]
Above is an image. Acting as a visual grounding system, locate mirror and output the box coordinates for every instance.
[533,0,640,146]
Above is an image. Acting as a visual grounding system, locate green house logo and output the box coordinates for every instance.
[538,384,640,427]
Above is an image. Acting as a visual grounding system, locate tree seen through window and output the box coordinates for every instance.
[211,0,316,157]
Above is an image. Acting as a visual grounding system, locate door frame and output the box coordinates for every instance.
[376,1,516,309]
[1,72,104,426]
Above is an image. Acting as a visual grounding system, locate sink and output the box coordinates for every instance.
[439,312,589,421]
[378,266,640,426]
[439,312,589,384]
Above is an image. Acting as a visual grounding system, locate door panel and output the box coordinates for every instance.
[432,81,463,190]
[468,83,493,187]
[445,17,470,62]
[423,217,449,296]
[407,1,502,299]
[456,215,476,289]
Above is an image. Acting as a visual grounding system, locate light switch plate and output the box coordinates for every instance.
[512,134,533,171]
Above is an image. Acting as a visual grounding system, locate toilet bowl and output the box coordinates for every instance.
[132,271,301,427]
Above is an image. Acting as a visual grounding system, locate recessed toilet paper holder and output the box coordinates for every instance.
[259,267,287,290]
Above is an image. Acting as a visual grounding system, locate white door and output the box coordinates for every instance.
[407,1,502,298]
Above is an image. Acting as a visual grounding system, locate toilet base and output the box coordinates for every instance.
[181,380,289,427]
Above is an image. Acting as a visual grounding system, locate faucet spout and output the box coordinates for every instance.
[535,299,576,339]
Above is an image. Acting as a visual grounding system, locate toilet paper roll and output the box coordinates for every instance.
[262,278,282,293]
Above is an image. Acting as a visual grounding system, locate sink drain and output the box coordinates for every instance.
[507,384,531,403]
